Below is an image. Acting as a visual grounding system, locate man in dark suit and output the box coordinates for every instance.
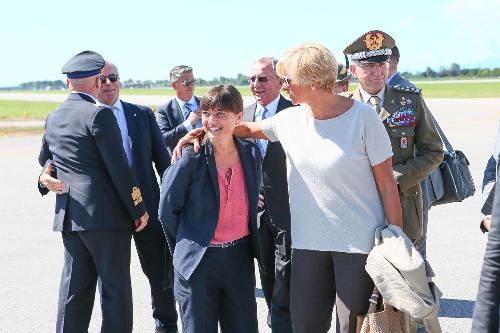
[387,45,415,88]
[156,65,201,157]
[41,61,179,333]
[242,57,293,333]
[38,51,149,333]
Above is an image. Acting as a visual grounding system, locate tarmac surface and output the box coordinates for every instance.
[1,96,499,332]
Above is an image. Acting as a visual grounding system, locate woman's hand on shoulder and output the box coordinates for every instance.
[171,128,205,164]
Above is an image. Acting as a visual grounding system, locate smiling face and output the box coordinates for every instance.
[249,60,282,107]
[98,63,120,105]
[202,108,242,142]
[172,71,195,102]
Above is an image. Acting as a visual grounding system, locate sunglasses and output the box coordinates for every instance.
[248,76,274,83]
[181,78,196,86]
[99,74,119,84]
[282,75,292,86]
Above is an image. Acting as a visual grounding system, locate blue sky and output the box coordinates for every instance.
[2,0,499,87]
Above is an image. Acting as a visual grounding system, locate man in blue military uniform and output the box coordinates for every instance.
[38,50,149,333]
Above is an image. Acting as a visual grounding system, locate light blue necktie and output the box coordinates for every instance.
[111,106,132,166]
[257,107,269,157]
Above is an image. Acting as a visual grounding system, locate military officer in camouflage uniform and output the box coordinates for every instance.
[342,30,443,243]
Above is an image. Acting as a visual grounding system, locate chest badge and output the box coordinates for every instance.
[400,137,408,149]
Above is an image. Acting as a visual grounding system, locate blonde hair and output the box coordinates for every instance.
[276,43,337,93]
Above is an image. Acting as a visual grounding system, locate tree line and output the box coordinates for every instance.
[1,64,499,91]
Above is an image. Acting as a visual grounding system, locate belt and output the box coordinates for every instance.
[208,236,249,248]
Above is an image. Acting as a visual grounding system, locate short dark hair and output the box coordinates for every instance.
[390,45,400,63]
[200,85,243,115]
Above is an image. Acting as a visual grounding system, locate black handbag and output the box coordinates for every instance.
[430,113,475,206]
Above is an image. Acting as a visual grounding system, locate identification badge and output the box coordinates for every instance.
[400,137,408,149]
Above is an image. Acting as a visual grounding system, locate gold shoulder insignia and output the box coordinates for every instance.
[131,187,143,206]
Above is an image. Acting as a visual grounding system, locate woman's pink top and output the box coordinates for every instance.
[210,163,250,244]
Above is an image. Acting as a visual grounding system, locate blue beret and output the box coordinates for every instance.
[61,50,105,79]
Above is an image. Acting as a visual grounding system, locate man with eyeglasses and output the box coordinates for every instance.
[343,31,443,247]
[344,31,443,333]
[37,51,149,333]
[242,57,293,333]
[40,61,179,333]
[157,65,201,157]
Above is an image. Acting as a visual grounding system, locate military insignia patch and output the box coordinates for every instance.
[131,186,143,206]
[363,32,384,51]
[386,97,416,127]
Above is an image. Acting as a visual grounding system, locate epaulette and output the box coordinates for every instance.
[392,84,421,94]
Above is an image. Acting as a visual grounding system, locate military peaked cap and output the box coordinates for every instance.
[61,50,105,79]
[343,30,395,63]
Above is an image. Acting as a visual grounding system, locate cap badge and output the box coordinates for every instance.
[363,32,384,51]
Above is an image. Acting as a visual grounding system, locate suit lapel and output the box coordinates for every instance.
[381,85,399,121]
[172,99,185,124]
[236,139,256,214]
[204,143,220,208]
[243,103,257,122]
[276,95,291,112]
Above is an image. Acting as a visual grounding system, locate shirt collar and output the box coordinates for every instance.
[176,96,197,110]
[72,91,96,103]
[359,86,385,105]
[256,94,281,117]
[99,98,123,112]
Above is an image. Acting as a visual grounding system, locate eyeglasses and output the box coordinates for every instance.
[357,62,389,73]
[99,74,119,84]
[248,76,273,83]
[282,75,292,86]
[181,78,196,86]
[201,110,228,119]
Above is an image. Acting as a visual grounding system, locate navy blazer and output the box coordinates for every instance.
[158,138,263,280]
[388,72,415,88]
[121,101,170,219]
[38,93,146,231]
[242,95,293,231]
[156,97,201,156]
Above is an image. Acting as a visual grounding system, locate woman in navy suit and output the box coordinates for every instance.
[158,85,263,333]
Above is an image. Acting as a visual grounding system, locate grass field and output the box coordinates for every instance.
[0,126,44,137]
[0,81,498,121]
[3,80,498,98]
[0,100,60,119]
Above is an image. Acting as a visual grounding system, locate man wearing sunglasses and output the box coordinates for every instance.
[157,65,201,157]
[40,61,178,333]
[242,57,293,333]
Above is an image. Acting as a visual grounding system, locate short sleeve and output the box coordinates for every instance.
[261,115,280,142]
[363,106,393,166]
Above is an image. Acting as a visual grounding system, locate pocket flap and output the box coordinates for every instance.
[388,127,415,138]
